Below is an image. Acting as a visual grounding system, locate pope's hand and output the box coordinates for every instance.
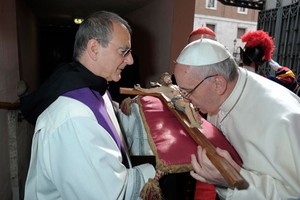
[190,145,241,187]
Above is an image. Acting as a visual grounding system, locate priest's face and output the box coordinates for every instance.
[94,21,134,82]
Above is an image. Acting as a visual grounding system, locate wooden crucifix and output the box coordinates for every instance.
[120,87,248,190]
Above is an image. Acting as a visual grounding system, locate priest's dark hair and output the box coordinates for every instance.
[73,11,132,59]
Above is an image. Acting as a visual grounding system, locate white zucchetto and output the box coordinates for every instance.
[176,38,231,66]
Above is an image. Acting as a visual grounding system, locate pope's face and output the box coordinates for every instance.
[174,64,219,114]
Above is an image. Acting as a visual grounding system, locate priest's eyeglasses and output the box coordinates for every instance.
[121,48,132,57]
[180,74,218,99]
[109,41,132,57]
[99,38,132,58]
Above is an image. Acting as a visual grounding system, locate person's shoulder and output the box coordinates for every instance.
[36,96,95,130]
[49,96,92,115]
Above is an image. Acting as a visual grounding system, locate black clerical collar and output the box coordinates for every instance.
[20,61,109,124]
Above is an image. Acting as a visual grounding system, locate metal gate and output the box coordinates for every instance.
[257,1,300,80]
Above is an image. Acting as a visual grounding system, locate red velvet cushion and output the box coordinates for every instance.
[138,96,243,199]
[139,95,242,168]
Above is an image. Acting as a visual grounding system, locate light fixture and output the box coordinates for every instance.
[74,18,84,24]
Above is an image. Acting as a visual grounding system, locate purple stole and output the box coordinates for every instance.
[63,87,129,167]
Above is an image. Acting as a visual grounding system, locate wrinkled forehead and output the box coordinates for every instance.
[174,63,196,87]
[111,22,131,43]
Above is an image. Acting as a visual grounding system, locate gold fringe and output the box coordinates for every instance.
[140,178,163,200]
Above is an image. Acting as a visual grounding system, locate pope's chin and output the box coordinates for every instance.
[198,107,208,115]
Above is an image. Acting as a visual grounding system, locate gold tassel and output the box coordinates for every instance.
[140,170,165,200]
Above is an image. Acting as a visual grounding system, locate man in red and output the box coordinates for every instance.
[188,26,219,200]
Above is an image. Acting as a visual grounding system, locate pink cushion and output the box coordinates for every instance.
[139,96,242,168]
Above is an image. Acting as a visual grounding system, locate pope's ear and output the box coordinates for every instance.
[214,75,227,95]
[86,39,100,60]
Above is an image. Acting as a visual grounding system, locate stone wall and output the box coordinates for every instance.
[8,110,34,200]
[0,110,12,200]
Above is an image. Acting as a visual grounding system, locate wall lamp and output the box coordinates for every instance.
[74,18,84,24]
